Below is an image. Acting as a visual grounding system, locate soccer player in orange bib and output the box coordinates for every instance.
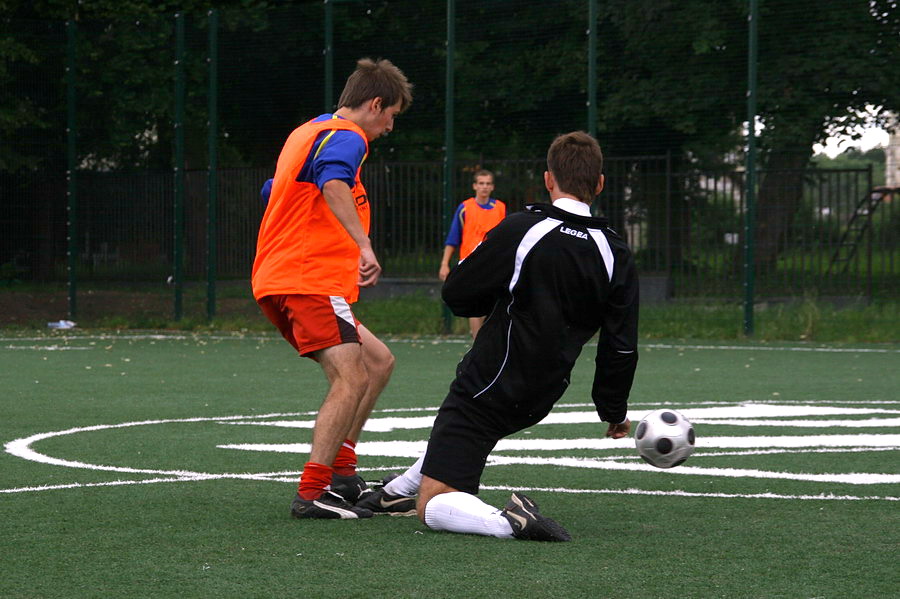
[252,58,412,519]
[438,169,506,337]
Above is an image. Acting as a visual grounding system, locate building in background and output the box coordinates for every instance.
[886,122,900,188]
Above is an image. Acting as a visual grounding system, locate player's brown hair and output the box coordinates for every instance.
[546,131,603,204]
[338,58,413,113]
[473,169,494,182]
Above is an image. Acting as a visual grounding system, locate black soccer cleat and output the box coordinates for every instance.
[500,492,571,542]
[354,487,417,516]
[290,490,374,519]
[377,473,401,488]
[330,473,370,504]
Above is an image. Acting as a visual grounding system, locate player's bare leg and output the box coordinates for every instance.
[308,343,369,471]
[468,316,485,339]
[417,475,457,523]
[345,324,394,443]
[290,342,374,518]
[324,326,395,504]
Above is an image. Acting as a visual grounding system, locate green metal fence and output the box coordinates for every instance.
[2,1,899,328]
[48,160,898,299]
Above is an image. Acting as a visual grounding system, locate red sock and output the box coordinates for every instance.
[332,439,357,477]
[297,462,333,501]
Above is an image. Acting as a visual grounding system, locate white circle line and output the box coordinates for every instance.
[3,413,306,478]
[6,411,899,499]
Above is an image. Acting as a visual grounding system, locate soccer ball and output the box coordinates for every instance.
[634,409,695,468]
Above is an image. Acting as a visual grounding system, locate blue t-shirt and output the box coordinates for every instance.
[296,114,367,190]
[260,178,273,207]
[444,198,501,247]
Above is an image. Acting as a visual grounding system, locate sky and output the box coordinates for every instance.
[814,126,892,158]
[812,106,896,158]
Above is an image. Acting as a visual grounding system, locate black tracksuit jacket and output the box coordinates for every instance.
[442,202,639,430]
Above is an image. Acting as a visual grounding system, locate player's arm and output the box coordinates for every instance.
[442,218,517,317]
[321,179,381,287]
[439,203,465,281]
[592,246,639,429]
[438,245,456,281]
[314,128,380,287]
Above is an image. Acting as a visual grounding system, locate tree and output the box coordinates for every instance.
[750,0,900,267]
[587,0,899,270]
[3,0,899,280]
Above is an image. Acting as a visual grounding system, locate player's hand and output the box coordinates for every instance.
[438,264,450,281]
[605,419,631,439]
[358,247,382,287]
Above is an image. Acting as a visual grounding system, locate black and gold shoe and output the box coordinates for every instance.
[500,492,571,542]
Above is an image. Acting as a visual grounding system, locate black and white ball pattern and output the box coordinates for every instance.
[634,409,696,468]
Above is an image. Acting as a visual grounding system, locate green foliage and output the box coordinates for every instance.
[813,147,886,187]
[4,0,899,170]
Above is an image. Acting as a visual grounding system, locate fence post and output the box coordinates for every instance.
[743,0,759,336]
[66,20,78,320]
[587,0,597,138]
[174,12,186,321]
[207,9,219,321]
[866,163,873,302]
[665,150,672,276]
[324,0,334,111]
[441,0,456,334]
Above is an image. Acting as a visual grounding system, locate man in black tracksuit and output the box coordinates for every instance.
[358,132,639,541]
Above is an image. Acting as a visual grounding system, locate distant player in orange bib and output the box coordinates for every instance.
[252,58,412,520]
[438,169,506,337]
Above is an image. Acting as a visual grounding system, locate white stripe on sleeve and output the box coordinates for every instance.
[587,228,615,282]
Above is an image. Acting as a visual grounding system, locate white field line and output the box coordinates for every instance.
[0,474,289,494]
[483,455,900,485]
[690,446,900,458]
[217,438,900,485]
[219,435,900,456]
[222,400,900,416]
[1,477,195,493]
[3,345,92,351]
[5,409,900,496]
[218,401,900,427]
[3,413,303,475]
[223,405,900,434]
[1,333,897,353]
[639,343,898,353]
[3,475,897,502]
[479,485,900,502]
[694,417,900,427]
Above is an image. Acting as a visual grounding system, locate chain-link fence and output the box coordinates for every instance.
[2,1,898,325]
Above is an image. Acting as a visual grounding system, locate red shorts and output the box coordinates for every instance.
[257,294,360,358]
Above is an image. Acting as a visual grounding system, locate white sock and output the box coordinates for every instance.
[383,454,424,497]
[423,491,515,539]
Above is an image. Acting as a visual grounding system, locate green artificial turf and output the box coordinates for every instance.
[1,333,897,598]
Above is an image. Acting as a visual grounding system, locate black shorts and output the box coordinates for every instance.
[420,382,557,495]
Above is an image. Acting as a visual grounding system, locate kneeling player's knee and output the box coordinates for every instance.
[417,476,456,525]
[416,496,428,524]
